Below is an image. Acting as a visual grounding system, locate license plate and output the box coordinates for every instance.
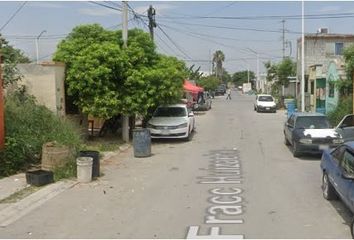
[266,107,270,110]
[319,145,329,150]
[161,130,170,135]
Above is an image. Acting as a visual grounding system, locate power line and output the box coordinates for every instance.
[156,24,192,60]
[89,1,122,12]
[157,12,354,21]
[204,2,237,16]
[159,18,302,35]
[125,3,193,60]
[159,22,277,43]
[0,1,27,32]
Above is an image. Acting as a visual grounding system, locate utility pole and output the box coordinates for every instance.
[122,1,129,142]
[282,19,285,59]
[147,5,156,41]
[0,50,4,150]
[301,0,305,112]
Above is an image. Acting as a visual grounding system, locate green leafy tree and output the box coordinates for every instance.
[277,57,296,87]
[343,44,354,96]
[212,50,225,80]
[196,75,219,91]
[232,70,255,86]
[0,34,30,86]
[187,64,203,80]
[221,68,231,84]
[54,24,186,118]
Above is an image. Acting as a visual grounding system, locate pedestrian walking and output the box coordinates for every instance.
[226,88,232,100]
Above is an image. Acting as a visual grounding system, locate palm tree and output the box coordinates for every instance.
[212,50,225,81]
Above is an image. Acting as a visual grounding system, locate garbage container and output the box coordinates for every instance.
[287,102,296,118]
[132,128,151,157]
[79,151,100,178]
[76,157,93,183]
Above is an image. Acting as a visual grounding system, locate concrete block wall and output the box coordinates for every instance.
[16,63,66,117]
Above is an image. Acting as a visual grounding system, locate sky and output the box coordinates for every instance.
[1,1,354,75]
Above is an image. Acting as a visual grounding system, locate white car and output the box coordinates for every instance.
[254,94,277,113]
[147,104,196,140]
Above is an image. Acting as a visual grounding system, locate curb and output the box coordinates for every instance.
[0,144,132,227]
[0,180,77,227]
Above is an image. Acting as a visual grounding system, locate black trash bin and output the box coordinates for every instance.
[79,151,100,178]
[133,128,151,157]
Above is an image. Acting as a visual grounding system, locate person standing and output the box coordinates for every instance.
[226,88,232,100]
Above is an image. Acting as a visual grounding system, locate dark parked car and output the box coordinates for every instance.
[194,92,212,111]
[320,141,354,237]
[215,85,226,96]
[284,112,344,157]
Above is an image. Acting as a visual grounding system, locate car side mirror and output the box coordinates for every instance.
[341,172,354,180]
[287,123,294,128]
[188,112,194,117]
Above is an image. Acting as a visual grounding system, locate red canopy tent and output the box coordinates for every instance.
[183,80,204,93]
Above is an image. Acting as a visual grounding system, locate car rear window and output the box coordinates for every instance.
[154,107,187,117]
[295,116,330,129]
[258,96,273,102]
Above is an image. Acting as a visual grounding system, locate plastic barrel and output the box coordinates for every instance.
[76,157,93,183]
[287,102,296,118]
[79,151,100,178]
[132,128,151,157]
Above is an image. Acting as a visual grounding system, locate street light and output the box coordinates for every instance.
[35,30,46,64]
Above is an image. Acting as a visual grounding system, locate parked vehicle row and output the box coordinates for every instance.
[146,92,214,141]
[282,111,354,237]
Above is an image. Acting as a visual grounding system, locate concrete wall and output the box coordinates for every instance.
[16,62,66,116]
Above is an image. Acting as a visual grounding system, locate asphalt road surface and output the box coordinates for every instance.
[0,90,352,238]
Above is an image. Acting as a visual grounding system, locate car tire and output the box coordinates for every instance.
[284,135,290,146]
[322,172,337,200]
[292,141,301,157]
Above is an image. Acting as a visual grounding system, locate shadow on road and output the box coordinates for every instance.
[284,145,322,161]
[151,131,196,145]
[329,198,353,230]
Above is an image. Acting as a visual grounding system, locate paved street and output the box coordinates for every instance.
[0,91,352,238]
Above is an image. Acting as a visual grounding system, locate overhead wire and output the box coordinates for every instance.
[0,1,27,32]
[126,2,193,60]
[157,11,354,20]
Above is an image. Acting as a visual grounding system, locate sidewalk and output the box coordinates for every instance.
[0,143,131,227]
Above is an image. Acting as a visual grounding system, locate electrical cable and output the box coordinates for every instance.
[159,18,303,35]
[156,24,192,60]
[89,1,122,12]
[157,12,354,20]
[0,1,27,32]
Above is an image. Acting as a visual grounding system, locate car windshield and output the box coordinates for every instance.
[153,107,187,117]
[258,96,273,102]
[295,116,331,129]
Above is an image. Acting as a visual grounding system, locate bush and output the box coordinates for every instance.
[327,96,353,126]
[0,92,82,177]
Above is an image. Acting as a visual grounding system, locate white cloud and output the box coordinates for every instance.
[317,6,341,13]
[78,7,118,17]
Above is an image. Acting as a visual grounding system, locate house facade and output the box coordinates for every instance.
[296,29,354,112]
